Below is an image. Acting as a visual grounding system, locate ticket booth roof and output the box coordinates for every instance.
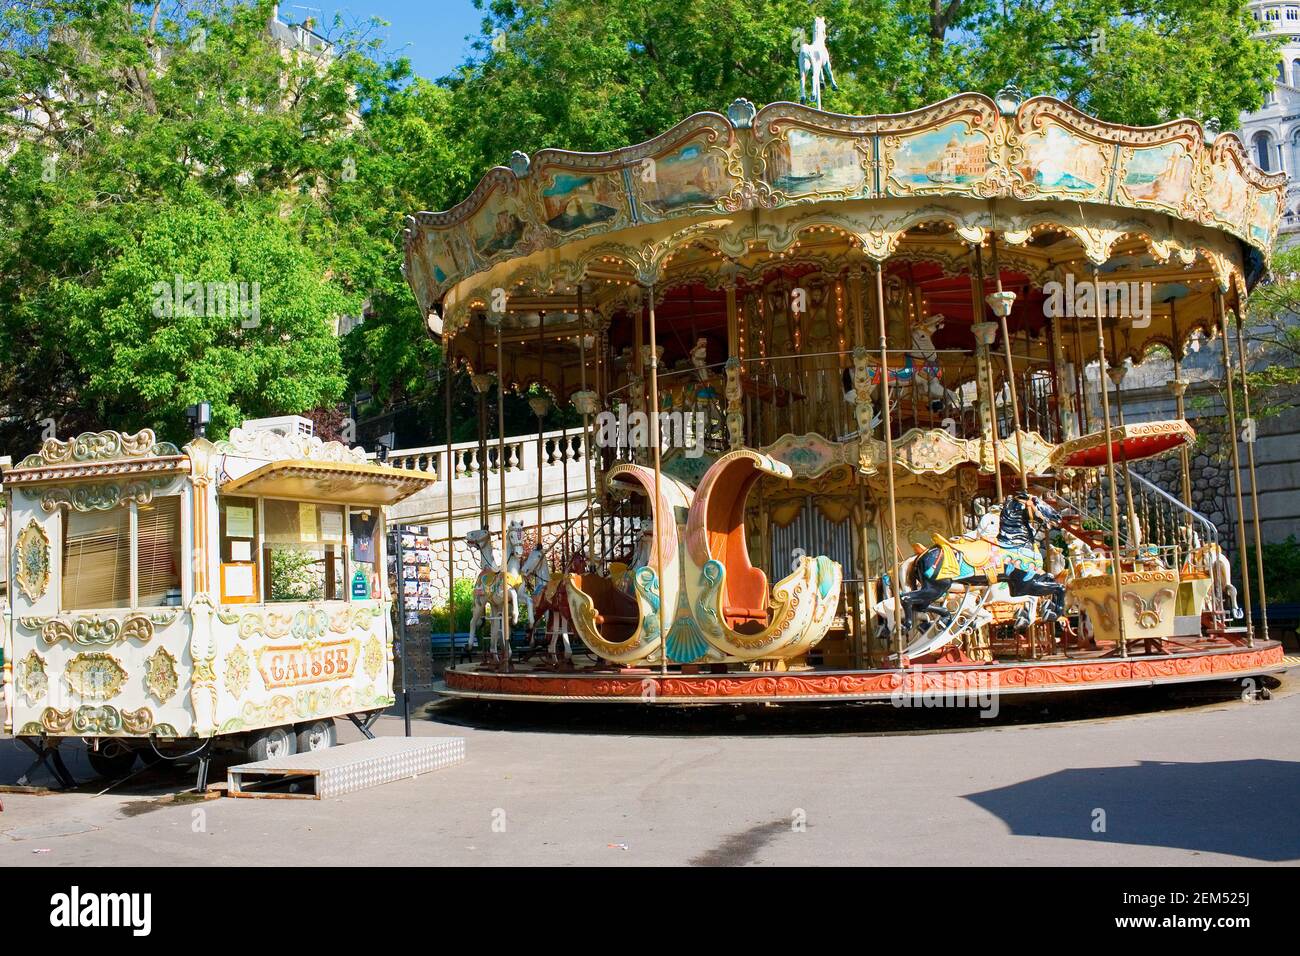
[219,459,435,506]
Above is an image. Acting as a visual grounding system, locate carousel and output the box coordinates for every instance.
[402,85,1289,704]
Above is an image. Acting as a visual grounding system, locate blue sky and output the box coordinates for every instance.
[287,0,485,80]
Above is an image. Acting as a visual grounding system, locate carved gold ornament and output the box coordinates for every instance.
[18,429,179,468]
[224,646,252,699]
[65,653,128,701]
[144,647,180,703]
[33,478,172,513]
[214,426,367,464]
[19,613,157,647]
[1123,588,1176,630]
[363,635,385,681]
[14,519,51,602]
[18,650,48,702]
[20,704,176,737]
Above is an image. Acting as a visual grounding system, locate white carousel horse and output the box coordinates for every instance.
[528,550,585,665]
[907,314,959,411]
[1180,529,1241,618]
[1194,537,1242,619]
[842,314,957,418]
[797,16,837,110]
[871,555,918,642]
[520,539,550,623]
[505,519,534,627]
[967,506,1000,541]
[466,527,522,664]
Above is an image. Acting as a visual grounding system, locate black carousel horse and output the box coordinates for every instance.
[901,492,1067,631]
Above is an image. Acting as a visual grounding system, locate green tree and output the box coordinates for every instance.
[0,0,442,453]
[450,0,1277,169]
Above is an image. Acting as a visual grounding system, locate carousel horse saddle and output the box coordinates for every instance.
[930,533,1000,582]
[480,569,524,590]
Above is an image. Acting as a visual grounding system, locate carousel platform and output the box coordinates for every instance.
[438,641,1289,705]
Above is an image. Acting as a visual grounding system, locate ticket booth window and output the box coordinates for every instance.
[62,508,131,610]
[136,496,183,607]
[349,508,380,601]
[262,499,346,603]
[218,495,260,604]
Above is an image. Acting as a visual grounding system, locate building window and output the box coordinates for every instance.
[1289,8,1299,20]
[1254,131,1276,171]
[1267,8,1282,21]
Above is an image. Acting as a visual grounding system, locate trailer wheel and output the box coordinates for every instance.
[295,718,337,753]
[87,741,138,779]
[246,725,298,762]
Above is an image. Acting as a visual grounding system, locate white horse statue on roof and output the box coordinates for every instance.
[797,17,837,110]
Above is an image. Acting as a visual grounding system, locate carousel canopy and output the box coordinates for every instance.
[403,93,1284,395]
[1048,419,1196,470]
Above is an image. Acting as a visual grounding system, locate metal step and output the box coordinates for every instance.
[227,736,465,800]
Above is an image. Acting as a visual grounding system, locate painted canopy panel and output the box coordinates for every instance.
[404,94,1286,321]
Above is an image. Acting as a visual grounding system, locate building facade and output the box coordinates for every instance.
[1238,2,1300,238]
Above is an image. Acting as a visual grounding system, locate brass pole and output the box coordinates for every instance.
[1092,269,1128,657]
[495,317,510,666]
[646,283,668,674]
[578,286,595,555]
[857,482,874,668]
[1105,320,1140,546]
[1071,313,1090,434]
[536,319,546,549]
[476,317,489,530]
[989,235,1028,492]
[446,355,458,668]
[1217,289,1255,645]
[971,245,1003,499]
[1231,289,1269,642]
[1169,301,1193,514]
[876,263,904,660]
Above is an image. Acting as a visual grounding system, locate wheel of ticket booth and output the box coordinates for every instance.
[87,740,138,779]
[245,725,298,762]
[295,718,337,753]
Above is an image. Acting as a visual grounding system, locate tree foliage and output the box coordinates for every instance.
[451,0,1277,166]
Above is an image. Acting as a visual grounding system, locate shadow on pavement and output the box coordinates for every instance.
[963,758,1300,861]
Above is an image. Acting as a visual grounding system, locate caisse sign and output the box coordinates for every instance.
[256,638,360,689]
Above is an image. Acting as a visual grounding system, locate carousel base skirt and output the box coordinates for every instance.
[438,641,1290,705]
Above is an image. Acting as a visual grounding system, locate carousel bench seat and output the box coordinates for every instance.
[724,566,769,629]
[575,573,641,629]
